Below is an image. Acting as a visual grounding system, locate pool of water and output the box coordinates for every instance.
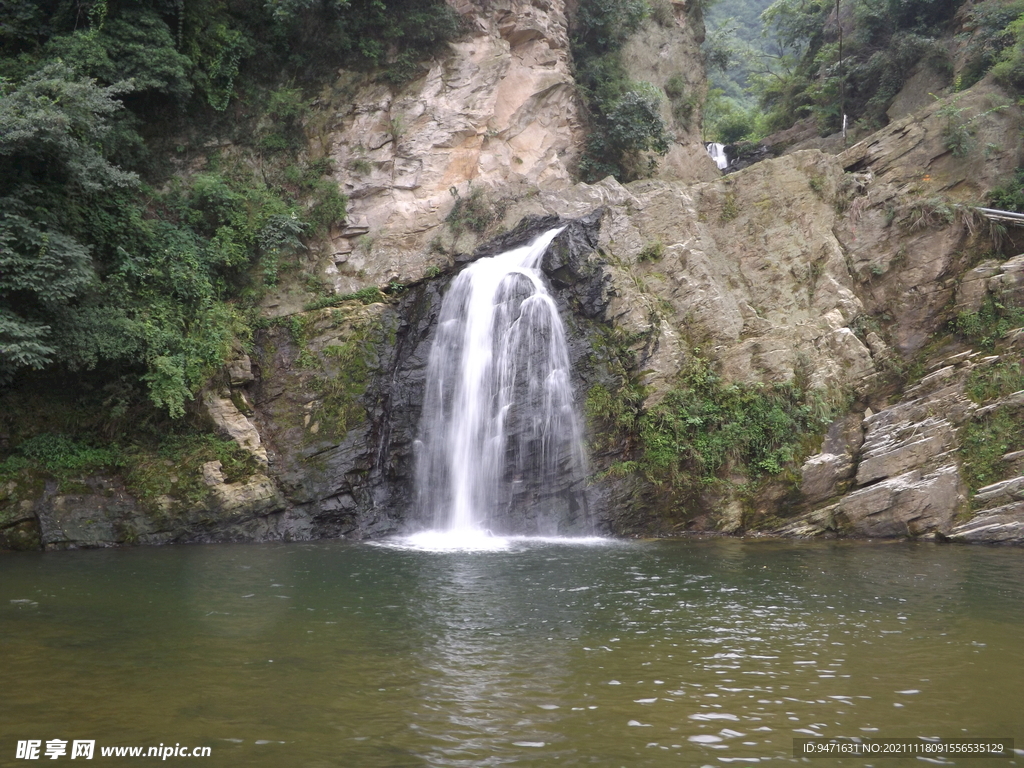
[2,538,1022,766]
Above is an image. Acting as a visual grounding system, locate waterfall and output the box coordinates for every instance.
[706,142,729,171]
[413,228,588,540]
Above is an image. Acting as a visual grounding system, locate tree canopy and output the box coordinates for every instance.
[0,0,459,415]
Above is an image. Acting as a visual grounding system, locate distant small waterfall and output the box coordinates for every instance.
[706,142,729,171]
[414,228,588,538]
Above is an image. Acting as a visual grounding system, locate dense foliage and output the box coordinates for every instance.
[588,355,835,493]
[570,0,673,181]
[702,0,1020,139]
[0,0,458,417]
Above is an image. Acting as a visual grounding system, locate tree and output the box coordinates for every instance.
[0,63,135,382]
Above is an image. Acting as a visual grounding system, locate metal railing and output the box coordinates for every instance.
[973,207,1024,225]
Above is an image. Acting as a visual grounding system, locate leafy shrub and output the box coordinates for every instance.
[588,354,835,489]
[988,14,1024,92]
[637,358,832,485]
[989,167,1024,212]
[952,296,1024,350]
[746,0,958,136]
[637,241,665,261]
[571,0,673,182]
[966,360,1024,403]
[446,187,500,237]
[961,410,1024,494]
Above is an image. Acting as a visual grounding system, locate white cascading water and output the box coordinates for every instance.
[706,142,729,171]
[411,228,588,547]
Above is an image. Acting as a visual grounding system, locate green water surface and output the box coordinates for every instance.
[1,538,1022,766]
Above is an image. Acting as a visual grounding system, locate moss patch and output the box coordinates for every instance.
[585,333,837,502]
[961,409,1024,497]
[284,307,390,442]
[952,296,1024,350]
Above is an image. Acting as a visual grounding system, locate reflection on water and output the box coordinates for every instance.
[1,539,1022,767]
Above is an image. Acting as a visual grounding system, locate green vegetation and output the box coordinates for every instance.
[446,187,504,238]
[0,0,459,423]
[637,241,666,261]
[0,0,460,527]
[702,0,776,142]
[936,93,1008,158]
[704,0,969,139]
[304,287,388,312]
[638,358,834,485]
[961,410,1024,494]
[966,359,1024,403]
[989,167,1024,212]
[952,296,1024,349]
[720,190,740,221]
[0,382,260,510]
[962,0,1024,90]
[282,311,387,441]
[570,0,672,181]
[588,348,836,495]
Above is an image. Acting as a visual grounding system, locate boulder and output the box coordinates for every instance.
[837,466,965,538]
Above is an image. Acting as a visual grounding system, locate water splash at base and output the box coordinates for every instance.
[377,531,611,553]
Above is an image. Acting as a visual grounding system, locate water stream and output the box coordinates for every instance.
[706,142,729,170]
[413,229,588,544]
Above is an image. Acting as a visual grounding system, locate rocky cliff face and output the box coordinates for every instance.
[303,0,586,303]
[272,0,717,312]
[5,0,1024,550]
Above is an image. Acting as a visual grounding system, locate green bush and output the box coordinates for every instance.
[638,358,832,485]
[745,0,958,136]
[952,297,1024,350]
[446,187,501,237]
[966,360,1024,403]
[989,167,1024,213]
[961,410,1024,494]
[588,354,835,489]
[571,0,672,182]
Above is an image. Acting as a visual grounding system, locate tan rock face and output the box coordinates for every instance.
[837,466,963,538]
[500,150,877,398]
[318,0,585,292]
[304,0,718,299]
[619,11,719,183]
[201,390,268,465]
[834,83,1023,354]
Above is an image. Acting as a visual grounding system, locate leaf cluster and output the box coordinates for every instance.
[0,64,349,415]
[637,357,832,486]
[570,0,673,182]
[587,351,835,490]
[952,296,1024,350]
[731,0,961,137]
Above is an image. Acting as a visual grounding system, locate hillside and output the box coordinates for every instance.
[2,0,1024,549]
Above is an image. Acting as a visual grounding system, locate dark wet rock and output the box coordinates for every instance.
[542,208,611,319]
[0,494,41,550]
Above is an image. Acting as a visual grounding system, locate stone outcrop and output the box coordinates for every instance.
[21,468,289,550]
[781,335,1024,541]
[782,358,976,540]
[306,0,589,300]
[201,388,268,464]
[497,150,877,401]
[947,395,1024,544]
[837,466,963,538]
[263,0,715,309]
[948,498,1024,544]
[620,11,719,183]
